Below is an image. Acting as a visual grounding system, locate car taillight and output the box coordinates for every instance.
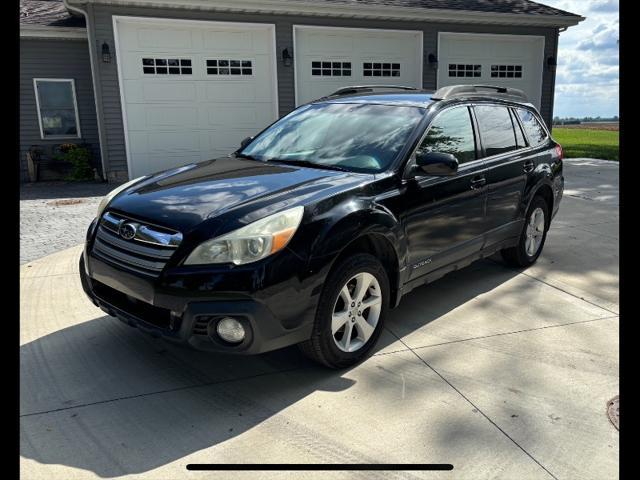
[555,144,563,160]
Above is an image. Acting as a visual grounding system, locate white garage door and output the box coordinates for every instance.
[437,32,545,109]
[294,26,423,105]
[113,17,278,178]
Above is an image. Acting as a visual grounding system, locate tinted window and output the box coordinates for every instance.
[510,109,527,148]
[418,107,476,164]
[474,105,517,157]
[517,108,548,146]
[241,103,425,173]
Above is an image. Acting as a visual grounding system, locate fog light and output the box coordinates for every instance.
[216,317,246,343]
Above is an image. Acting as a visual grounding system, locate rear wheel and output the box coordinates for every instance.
[298,254,389,368]
[501,195,549,267]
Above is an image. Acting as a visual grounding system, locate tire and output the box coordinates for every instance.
[501,195,549,268]
[298,253,390,368]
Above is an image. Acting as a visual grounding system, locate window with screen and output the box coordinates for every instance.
[474,105,518,157]
[417,107,476,164]
[33,79,81,139]
[516,108,548,146]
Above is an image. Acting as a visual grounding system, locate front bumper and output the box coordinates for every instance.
[79,251,318,355]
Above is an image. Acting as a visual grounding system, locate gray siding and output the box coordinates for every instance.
[91,5,559,180]
[19,38,101,182]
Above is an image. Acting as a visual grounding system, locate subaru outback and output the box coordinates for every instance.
[80,84,564,368]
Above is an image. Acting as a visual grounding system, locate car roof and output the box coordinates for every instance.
[317,91,435,108]
[312,86,535,110]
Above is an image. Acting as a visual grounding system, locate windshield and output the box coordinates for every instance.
[239,102,425,173]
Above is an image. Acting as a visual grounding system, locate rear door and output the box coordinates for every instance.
[473,104,531,245]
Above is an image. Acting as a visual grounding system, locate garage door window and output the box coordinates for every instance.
[474,105,518,157]
[142,58,192,75]
[33,78,81,139]
[311,61,351,77]
[207,60,253,76]
[363,62,400,77]
[491,65,523,78]
[448,64,481,78]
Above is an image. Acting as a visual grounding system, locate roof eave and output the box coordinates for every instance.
[20,25,88,39]
[67,0,585,28]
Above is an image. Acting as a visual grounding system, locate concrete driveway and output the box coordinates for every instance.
[20,159,618,479]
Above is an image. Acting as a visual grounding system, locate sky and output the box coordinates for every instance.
[536,0,619,118]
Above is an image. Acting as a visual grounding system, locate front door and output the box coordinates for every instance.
[398,105,488,280]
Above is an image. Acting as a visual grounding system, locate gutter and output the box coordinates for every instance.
[68,0,585,28]
[63,0,108,182]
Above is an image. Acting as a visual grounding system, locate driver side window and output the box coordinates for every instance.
[417,107,477,164]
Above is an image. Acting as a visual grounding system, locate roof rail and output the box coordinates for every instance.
[432,85,528,103]
[327,85,419,97]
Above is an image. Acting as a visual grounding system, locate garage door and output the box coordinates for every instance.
[113,17,278,178]
[294,26,423,105]
[437,33,544,109]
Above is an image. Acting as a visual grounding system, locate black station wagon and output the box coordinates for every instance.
[80,84,564,368]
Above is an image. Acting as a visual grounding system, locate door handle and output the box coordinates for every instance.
[470,176,486,190]
[523,160,535,173]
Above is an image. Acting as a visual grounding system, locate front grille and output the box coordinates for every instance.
[92,280,175,330]
[91,211,181,278]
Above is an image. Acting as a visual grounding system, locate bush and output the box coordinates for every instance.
[54,143,94,180]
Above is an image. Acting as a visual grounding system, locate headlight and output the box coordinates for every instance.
[96,176,146,218]
[184,206,304,266]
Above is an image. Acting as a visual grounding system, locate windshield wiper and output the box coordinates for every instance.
[234,152,262,161]
[267,158,350,172]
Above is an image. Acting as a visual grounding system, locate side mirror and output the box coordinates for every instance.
[414,151,459,176]
[240,136,254,149]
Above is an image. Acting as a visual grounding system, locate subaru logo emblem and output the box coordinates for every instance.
[118,222,137,240]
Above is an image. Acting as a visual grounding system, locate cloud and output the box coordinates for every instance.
[577,21,619,50]
[536,1,618,117]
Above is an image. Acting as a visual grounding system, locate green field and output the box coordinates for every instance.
[551,127,619,161]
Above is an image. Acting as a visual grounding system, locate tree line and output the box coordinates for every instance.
[553,115,619,125]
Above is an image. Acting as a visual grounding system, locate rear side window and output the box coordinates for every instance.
[474,105,517,157]
[418,107,476,164]
[510,109,527,148]
[517,108,548,146]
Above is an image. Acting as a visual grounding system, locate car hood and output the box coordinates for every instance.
[106,157,365,232]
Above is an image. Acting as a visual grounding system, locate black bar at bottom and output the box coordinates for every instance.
[186,464,454,471]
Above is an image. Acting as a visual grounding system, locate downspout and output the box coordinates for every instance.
[63,0,108,181]
[547,27,564,127]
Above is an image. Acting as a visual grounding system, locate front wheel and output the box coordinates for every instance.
[501,195,549,268]
[298,253,389,368]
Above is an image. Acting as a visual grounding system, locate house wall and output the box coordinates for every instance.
[89,5,560,181]
[19,38,101,182]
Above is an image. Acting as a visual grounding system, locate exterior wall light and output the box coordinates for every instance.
[102,42,112,63]
[428,53,438,68]
[546,56,557,70]
[282,47,293,67]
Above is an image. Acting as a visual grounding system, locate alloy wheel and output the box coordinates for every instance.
[331,272,382,353]
[525,207,545,256]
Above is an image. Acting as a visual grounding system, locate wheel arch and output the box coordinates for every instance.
[529,182,554,228]
[328,232,402,308]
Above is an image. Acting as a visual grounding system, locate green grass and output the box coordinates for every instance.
[551,127,619,161]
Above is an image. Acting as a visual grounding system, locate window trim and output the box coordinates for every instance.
[33,78,82,140]
[509,107,529,148]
